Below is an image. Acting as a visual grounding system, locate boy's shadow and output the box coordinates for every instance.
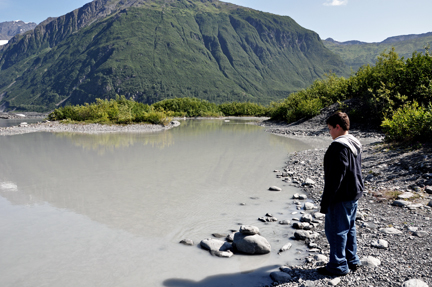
[163,265,321,287]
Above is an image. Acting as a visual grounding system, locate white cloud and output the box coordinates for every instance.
[324,0,348,6]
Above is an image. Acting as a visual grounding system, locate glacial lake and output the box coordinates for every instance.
[0,119,331,287]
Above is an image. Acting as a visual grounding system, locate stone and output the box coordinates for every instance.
[313,212,325,219]
[226,233,235,242]
[303,178,316,186]
[293,222,311,230]
[258,216,277,222]
[380,227,403,235]
[313,254,328,262]
[401,279,428,287]
[278,242,292,254]
[392,200,410,207]
[360,256,381,268]
[371,239,389,249]
[240,225,260,235]
[270,271,292,284]
[212,233,228,238]
[413,231,428,238]
[269,186,282,191]
[428,200,432,207]
[408,204,423,210]
[279,220,291,225]
[170,120,181,127]
[294,230,319,240]
[300,214,313,223]
[304,202,315,210]
[329,277,341,286]
[200,238,232,252]
[232,232,271,254]
[398,192,415,199]
[179,239,194,246]
[425,186,432,194]
[210,250,234,258]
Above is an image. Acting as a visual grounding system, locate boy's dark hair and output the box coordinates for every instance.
[326,111,350,131]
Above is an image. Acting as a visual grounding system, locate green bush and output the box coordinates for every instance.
[219,102,270,117]
[381,101,432,142]
[151,97,221,117]
[48,96,172,125]
[270,74,349,122]
[352,48,432,123]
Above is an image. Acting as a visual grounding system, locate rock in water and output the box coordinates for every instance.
[304,202,315,210]
[239,225,260,235]
[200,238,232,252]
[278,242,292,254]
[179,239,194,246]
[269,186,282,191]
[232,232,271,254]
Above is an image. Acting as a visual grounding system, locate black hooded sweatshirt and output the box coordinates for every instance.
[320,134,364,214]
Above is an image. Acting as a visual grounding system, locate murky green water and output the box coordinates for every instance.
[0,119,331,287]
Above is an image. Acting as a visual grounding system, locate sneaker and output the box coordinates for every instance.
[348,263,362,271]
[316,267,348,277]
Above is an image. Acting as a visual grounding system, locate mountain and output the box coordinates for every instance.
[0,0,348,112]
[0,20,37,41]
[323,32,432,72]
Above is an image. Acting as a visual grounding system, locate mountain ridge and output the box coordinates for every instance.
[323,31,432,71]
[0,0,347,112]
[0,20,37,41]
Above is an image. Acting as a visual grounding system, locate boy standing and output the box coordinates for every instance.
[317,112,364,276]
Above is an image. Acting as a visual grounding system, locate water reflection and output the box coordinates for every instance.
[55,131,175,154]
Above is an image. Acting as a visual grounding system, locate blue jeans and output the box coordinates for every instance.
[324,200,360,275]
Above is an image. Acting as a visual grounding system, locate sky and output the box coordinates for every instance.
[0,0,431,43]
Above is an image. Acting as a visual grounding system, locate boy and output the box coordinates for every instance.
[317,112,363,276]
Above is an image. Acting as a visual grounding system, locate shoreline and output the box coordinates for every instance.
[260,115,432,286]
[0,116,269,136]
[0,121,180,136]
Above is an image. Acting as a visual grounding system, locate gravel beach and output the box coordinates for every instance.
[0,120,179,136]
[260,109,432,287]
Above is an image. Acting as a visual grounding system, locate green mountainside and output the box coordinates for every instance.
[0,0,348,112]
[323,32,432,72]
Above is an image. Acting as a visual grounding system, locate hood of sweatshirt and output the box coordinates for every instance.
[333,134,362,157]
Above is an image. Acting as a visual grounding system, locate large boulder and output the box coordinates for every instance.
[232,232,271,254]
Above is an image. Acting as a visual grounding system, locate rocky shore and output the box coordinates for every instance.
[258,111,432,287]
[0,120,181,136]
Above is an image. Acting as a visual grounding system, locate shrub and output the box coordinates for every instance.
[152,97,221,117]
[48,96,170,125]
[270,74,349,122]
[219,102,270,116]
[381,101,432,142]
